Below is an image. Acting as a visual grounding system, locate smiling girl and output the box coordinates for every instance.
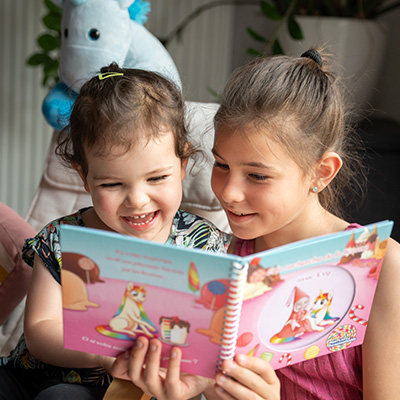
[0,64,229,400]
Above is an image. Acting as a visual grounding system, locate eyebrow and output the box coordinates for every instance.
[212,148,271,170]
[92,166,173,181]
[145,166,173,176]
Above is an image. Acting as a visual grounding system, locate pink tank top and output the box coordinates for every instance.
[234,226,363,400]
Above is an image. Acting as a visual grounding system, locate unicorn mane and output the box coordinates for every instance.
[128,0,151,24]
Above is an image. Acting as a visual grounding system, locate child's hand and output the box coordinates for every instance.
[111,336,212,400]
[213,355,280,400]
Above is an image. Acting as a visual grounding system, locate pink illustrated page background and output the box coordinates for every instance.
[236,262,378,369]
[63,277,227,378]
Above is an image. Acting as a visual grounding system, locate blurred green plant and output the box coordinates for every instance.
[26,0,62,88]
[160,0,400,56]
[247,0,400,55]
[27,0,400,88]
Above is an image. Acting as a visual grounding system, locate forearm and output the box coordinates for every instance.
[25,318,112,370]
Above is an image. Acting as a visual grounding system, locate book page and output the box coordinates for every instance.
[235,221,393,369]
[60,226,237,378]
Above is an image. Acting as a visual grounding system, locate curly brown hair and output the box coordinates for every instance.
[57,63,190,178]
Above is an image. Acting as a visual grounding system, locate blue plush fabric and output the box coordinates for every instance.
[43,0,181,131]
[128,0,151,24]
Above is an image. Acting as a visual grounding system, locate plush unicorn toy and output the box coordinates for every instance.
[27,0,226,237]
[43,0,181,131]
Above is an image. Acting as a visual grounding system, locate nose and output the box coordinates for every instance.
[219,173,246,204]
[124,187,150,209]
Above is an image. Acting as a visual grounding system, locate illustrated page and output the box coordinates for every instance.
[232,222,393,369]
[60,225,238,378]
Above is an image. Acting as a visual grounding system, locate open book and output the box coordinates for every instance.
[60,220,393,378]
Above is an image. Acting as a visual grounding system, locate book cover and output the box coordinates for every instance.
[60,220,393,378]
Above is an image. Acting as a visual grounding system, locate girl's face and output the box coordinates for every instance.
[79,131,187,243]
[211,125,317,250]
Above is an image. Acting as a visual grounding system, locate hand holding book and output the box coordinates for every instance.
[111,336,214,400]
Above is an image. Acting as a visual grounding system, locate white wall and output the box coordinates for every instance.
[147,0,235,101]
[0,0,235,217]
[0,0,52,217]
[230,2,400,123]
[1,0,399,218]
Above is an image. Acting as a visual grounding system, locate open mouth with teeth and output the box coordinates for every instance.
[227,209,256,222]
[123,211,157,226]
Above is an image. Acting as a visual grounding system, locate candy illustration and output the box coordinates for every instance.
[188,262,200,291]
[247,343,260,357]
[208,281,227,310]
[196,279,229,310]
[327,325,357,351]
[279,352,292,366]
[188,262,200,304]
[260,352,274,362]
[349,305,368,326]
[304,345,320,360]
[236,332,253,348]
[78,256,96,284]
[62,252,104,284]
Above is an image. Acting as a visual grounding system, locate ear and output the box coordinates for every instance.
[312,152,343,193]
[73,163,90,193]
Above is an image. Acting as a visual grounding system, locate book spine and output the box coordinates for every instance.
[218,261,248,368]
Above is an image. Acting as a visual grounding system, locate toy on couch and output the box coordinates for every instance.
[26,0,228,234]
[2,3,228,398]
[43,0,181,131]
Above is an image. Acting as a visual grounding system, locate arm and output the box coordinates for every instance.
[363,238,400,399]
[24,254,114,371]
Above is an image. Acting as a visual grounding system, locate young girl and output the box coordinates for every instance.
[209,48,400,400]
[115,49,400,400]
[0,64,229,400]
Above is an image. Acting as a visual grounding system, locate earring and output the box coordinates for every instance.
[312,186,318,193]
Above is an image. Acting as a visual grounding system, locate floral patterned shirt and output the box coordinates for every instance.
[0,208,230,387]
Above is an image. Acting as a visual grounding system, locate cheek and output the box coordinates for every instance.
[210,170,222,197]
[91,191,115,212]
[158,180,183,205]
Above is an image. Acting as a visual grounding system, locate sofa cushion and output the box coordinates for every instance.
[0,203,35,325]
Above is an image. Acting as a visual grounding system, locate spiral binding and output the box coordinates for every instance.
[217,261,249,369]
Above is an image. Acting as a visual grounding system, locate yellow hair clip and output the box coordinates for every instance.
[98,72,124,80]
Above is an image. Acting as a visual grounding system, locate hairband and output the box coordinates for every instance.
[301,50,322,67]
[98,72,124,80]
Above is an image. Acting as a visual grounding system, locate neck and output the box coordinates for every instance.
[82,207,112,231]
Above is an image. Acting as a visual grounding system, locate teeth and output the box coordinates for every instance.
[126,213,155,225]
[132,214,149,219]
[232,211,245,216]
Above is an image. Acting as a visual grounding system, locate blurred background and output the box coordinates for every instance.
[1,0,399,238]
